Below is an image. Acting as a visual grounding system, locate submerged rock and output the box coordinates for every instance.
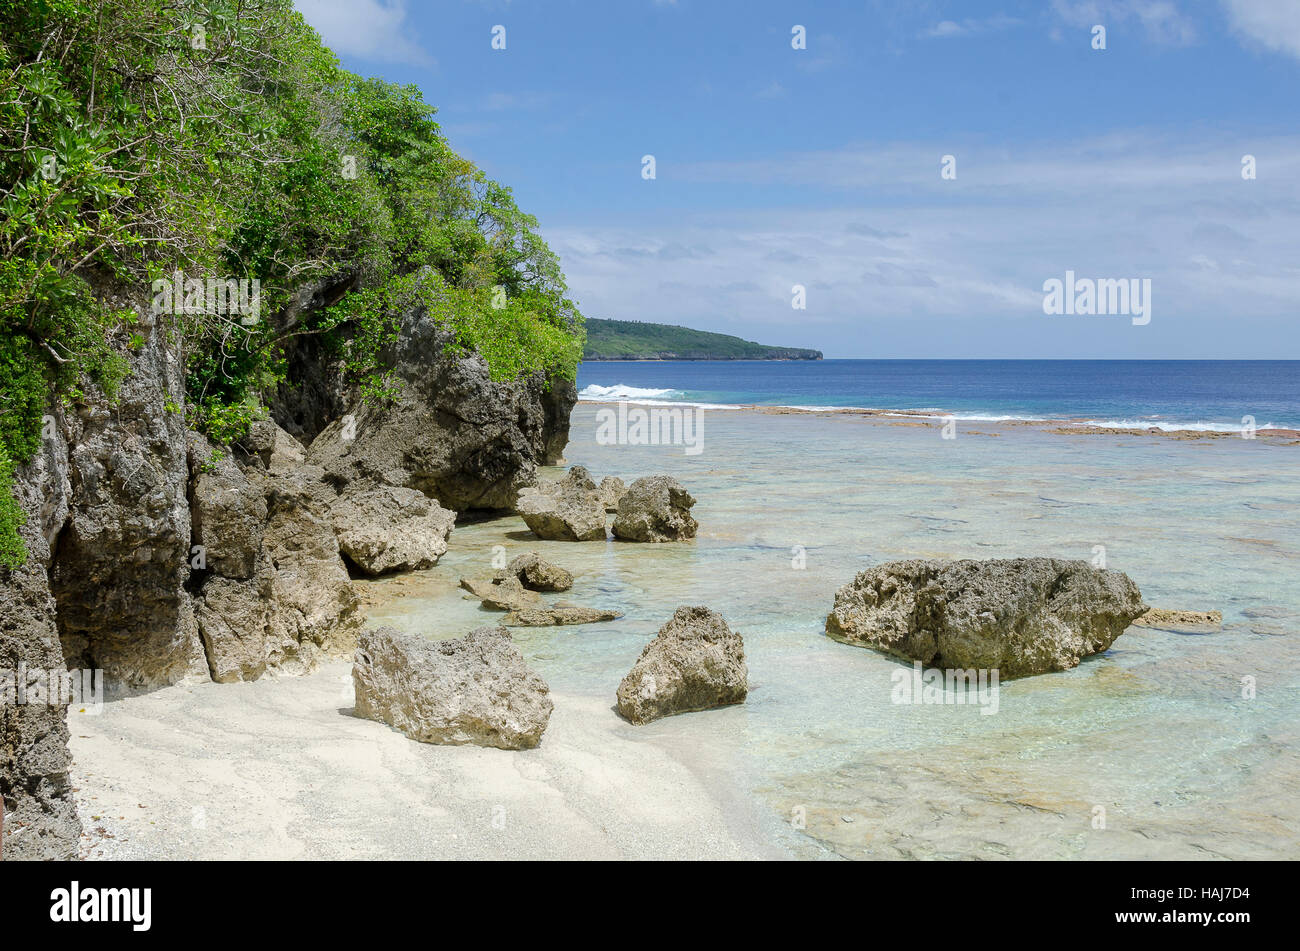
[332,483,455,576]
[1133,608,1222,629]
[516,466,606,542]
[611,475,698,543]
[825,558,1147,678]
[504,605,622,627]
[616,606,747,724]
[502,552,573,592]
[352,626,553,749]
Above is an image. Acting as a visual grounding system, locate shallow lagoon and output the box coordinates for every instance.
[365,404,1300,859]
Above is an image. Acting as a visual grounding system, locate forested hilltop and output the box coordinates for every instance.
[0,0,585,567]
[584,319,822,361]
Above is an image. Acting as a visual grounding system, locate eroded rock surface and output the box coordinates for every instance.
[611,475,698,543]
[501,552,573,592]
[459,575,542,612]
[504,605,622,627]
[52,312,208,692]
[0,411,79,859]
[332,483,455,576]
[516,466,606,542]
[352,625,553,749]
[825,558,1147,678]
[616,606,747,724]
[598,476,627,513]
[305,304,575,511]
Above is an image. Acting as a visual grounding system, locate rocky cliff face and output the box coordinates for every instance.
[0,286,576,859]
[0,408,78,860]
[306,309,575,511]
[52,307,209,693]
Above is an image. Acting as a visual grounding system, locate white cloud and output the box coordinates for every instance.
[1050,0,1198,46]
[921,15,1021,39]
[294,0,433,66]
[547,134,1300,356]
[1221,0,1300,59]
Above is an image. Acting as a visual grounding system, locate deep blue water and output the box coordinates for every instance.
[577,360,1300,431]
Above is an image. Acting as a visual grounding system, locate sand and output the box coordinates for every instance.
[67,661,799,860]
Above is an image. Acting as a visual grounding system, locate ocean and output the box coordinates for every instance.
[577,359,1300,432]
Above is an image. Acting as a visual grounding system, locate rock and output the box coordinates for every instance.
[0,409,80,859]
[459,575,541,612]
[616,606,748,724]
[196,574,272,683]
[516,467,606,542]
[825,558,1147,678]
[611,475,698,543]
[352,625,553,750]
[332,483,455,576]
[1133,608,1222,629]
[504,606,622,627]
[597,476,627,513]
[260,466,363,675]
[51,310,209,693]
[187,434,267,579]
[237,418,307,473]
[502,552,573,592]
[302,298,576,511]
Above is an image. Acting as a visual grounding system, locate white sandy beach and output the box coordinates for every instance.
[68,661,804,861]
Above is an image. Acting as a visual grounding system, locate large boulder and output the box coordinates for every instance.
[616,606,747,724]
[825,558,1148,678]
[352,626,553,750]
[516,466,606,542]
[502,552,573,592]
[611,476,698,543]
[0,408,80,859]
[302,299,576,511]
[332,483,455,576]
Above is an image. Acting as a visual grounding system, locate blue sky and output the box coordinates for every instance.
[295,0,1300,358]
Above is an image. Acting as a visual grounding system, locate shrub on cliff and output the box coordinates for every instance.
[0,0,584,565]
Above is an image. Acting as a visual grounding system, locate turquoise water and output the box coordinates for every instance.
[367,404,1300,859]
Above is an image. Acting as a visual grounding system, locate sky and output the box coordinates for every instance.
[293,0,1300,359]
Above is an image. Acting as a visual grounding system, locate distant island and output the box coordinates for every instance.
[583,318,823,361]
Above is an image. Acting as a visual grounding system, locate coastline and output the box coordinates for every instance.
[62,401,1300,861]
